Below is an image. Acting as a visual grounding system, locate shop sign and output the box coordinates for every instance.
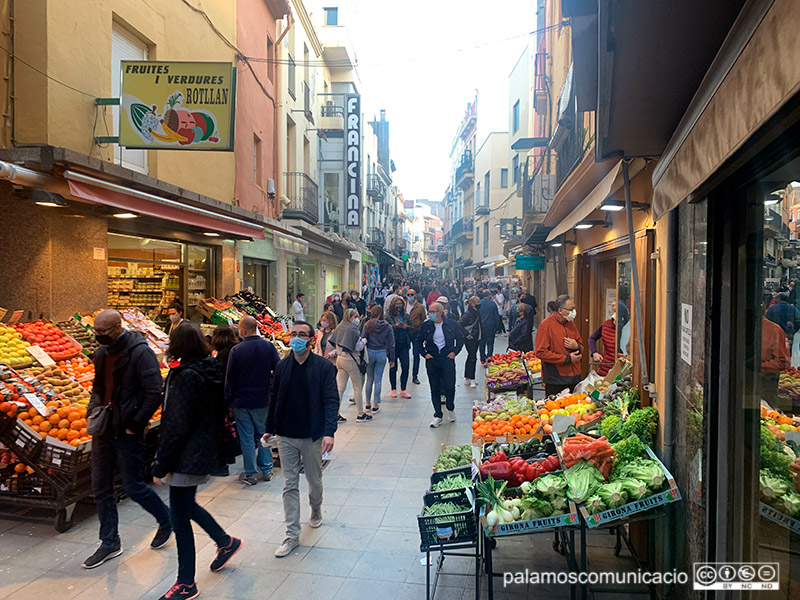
[120,61,236,150]
[515,256,545,270]
[680,303,692,365]
[345,94,361,228]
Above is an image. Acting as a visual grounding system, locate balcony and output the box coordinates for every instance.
[446,218,473,245]
[367,227,386,250]
[282,172,319,225]
[475,200,490,216]
[367,174,386,201]
[321,104,344,118]
[454,150,473,188]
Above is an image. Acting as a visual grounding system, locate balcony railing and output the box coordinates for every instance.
[321,104,344,118]
[455,150,473,188]
[475,199,490,215]
[446,218,473,244]
[368,227,386,249]
[367,174,386,200]
[282,172,319,225]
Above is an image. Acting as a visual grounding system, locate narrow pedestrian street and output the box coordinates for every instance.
[0,338,640,600]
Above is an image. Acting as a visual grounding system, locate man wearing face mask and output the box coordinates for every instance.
[225,316,280,486]
[83,310,172,569]
[167,300,185,334]
[263,321,339,558]
[588,309,618,377]
[535,294,584,397]
[405,289,427,385]
[331,294,344,323]
[419,302,464,428]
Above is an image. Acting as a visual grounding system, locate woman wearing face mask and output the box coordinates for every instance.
[386,297,412,398]
[508,303,534,353]
[361,305,395,412]
[167,300,185,334]
[588,309,617,377]
[534,294,584,397]
[328,309,371,422]
[458,296,482,388]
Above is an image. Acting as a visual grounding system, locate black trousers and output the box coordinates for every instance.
[464,337,480,380]
[426,356,456,418]
[544,376,582,398]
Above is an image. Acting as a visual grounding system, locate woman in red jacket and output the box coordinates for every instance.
[589,312,617,376]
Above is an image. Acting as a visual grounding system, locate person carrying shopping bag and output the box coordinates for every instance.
[459,295,482,388]
[386,296,412,398]
[328,309,371,422]
[361,305,395,412]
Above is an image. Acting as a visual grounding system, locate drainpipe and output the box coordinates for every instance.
[623,159,649,386]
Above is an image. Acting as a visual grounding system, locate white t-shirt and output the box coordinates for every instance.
[433,322,446,350]
[293,300,305,321]
[406,300,415,314]
[495,293,505,314]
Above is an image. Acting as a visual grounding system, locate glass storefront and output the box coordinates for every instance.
[107,233,214,327]
[287,257,318,321]
[325,264,342,301]
[242,257,277,307]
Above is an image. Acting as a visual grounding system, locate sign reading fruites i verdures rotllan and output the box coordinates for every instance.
[119,61,236,151]
[346,94,362,228]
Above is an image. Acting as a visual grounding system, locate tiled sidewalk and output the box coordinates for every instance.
[0,338,640,599]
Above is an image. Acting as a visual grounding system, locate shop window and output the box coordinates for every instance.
[111,26,148,174]
[243,257,276,307]
[287,257,317,321]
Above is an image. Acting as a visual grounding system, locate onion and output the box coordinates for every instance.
[486,510,499,527]
[511,506,521,520]
[501,508,514,522]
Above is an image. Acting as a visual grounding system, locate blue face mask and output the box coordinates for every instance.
[290,336,310,355]
[428,312,438,322]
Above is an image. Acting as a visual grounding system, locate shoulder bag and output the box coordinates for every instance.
[87,405,112,436]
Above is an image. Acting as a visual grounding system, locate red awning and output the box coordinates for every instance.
[66,177,265,240]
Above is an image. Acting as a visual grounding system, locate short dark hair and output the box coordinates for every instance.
[168,299,184,314]
[168,322,210,360]
[293,320,315,337]
[556,294,573,310]
[211,326,238,353]
[296,293,305,299]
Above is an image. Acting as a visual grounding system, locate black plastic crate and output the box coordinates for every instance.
[39,442,91,477]
[0,411,14,435]
[7,420,44,461]
[429,464,473,488]
[418,490,477,550]
[425,484,474,506]
[0,471,55,498]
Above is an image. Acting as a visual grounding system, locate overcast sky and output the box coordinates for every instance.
[339,0,534,203]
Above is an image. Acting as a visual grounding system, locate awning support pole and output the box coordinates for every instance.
[623,160,650,386]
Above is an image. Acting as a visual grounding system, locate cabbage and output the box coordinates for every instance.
[550,496,568,513]
[534,474,568,500]
[597,481,629,509]
[759,470,790,501]
[615,459,666,491]
[616,477,649,500]
[519,496,553,518]
[584,494,606,513]
[779,492,800,517]
[563,461,605,504]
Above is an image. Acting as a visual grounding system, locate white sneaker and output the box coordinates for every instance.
[448,411,457,423]
[275,537,300,558]
[469,380,478,388]
[430,417,443,428]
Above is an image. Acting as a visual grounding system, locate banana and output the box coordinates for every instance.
[162,122,189,142]
[149,124,188,143]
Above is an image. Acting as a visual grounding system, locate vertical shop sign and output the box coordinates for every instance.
[680,303,692,365]
[345,94,361,228]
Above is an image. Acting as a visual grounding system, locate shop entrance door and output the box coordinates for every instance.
[242,258,276,307]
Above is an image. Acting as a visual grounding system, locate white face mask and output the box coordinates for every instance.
[565,309,577,322]
[611,313,616,322]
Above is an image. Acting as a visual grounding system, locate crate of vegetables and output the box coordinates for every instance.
[432,444,479,473]
[418,489,477,550]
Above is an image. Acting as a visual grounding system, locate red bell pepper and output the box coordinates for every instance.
[479,461,514,481]
[489,451,508,463]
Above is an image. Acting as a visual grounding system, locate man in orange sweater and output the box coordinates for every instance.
[535,295,584,397]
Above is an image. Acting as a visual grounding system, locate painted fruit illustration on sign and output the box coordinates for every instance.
[122,91,220,147]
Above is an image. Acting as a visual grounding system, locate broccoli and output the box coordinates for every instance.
[760,424,794,483]
[600,415,623,442]
[621,407,659,444]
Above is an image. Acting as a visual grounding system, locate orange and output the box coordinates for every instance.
[18,411,30,421]
[24,419,34,427]
[0,401,10,413]
[58,419,70,429]
[66,430,80,441]
[70,421,82,431]
[69,439,80,447]
[39,431,48,439]
[58,428,69,440]
[48,413,61,425]
[14,463,26,473]
[79,428,87,437]
[57,407,70,419]
[39,422,52,432]
[28,407,39,418]
[32,415,44,425]
[67,411,81,422]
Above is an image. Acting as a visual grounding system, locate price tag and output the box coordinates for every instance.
[552,415,575,436]
[23,393,51,417]
[147,325,169,340]
[785,431,800,445]
[0,307,7,321]
[26,346,56,367]
[7,310,23,325]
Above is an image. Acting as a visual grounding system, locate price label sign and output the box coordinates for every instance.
[147,325,169,340]
[7,310,23,325]
[26,345,56,367]
[0,307,7,321]
[23,393,51,417]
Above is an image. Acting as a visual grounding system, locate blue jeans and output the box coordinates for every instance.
[480,327,496,361]
[365,348,387,405]
[171,485,230,584]
[91,432,171,548]
[412,336,423,378]
[390,342,410,391]
[233,407,272,477]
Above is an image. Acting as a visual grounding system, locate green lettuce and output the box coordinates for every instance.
[563,461,605,504]
[597,481,628,509]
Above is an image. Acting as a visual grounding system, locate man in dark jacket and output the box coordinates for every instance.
[263,321,339,558]
[519,287,538,316]
[419,303,464,428]
[226,316,280,486]
[479,291,500,363]
[83,310,171,569]
[351,290,367,317]
[331,293,344,322]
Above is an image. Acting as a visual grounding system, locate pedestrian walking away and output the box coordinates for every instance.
[386,296,413,398]
[264,320,339,558]
[210,326,241,477]
[152,323,242,600]
[225,316,280,485]
[419,302,464,428]
[535,295,584,397]
[83,309,172,570]
[479,290,500,363]
[328,308,371,422]
[361,305,395,411]
[459,295,482,387]
[405,288,426,384]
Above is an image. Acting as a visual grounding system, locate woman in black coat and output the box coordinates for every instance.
[459,295,482,387]
[508,302,534,353]
[152,323,242,600]
[211,327,240,475]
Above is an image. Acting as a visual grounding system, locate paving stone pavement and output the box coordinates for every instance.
[0,336,643,599]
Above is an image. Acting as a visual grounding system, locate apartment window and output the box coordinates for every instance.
[483,222,489,257]
[484,171,490,205]
[500,168,508,188]
[253,134,262,186]
[475,182,481,210]
[266,37,275,83]
[475,223,480,245]
[111,26,148,173]
[288,54,296,99]
[324,7,338,25]
[512,100,520,133]
[512,155,519,184]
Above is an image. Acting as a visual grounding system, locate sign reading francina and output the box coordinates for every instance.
[346,94,362,228]
[119,61,236,151]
